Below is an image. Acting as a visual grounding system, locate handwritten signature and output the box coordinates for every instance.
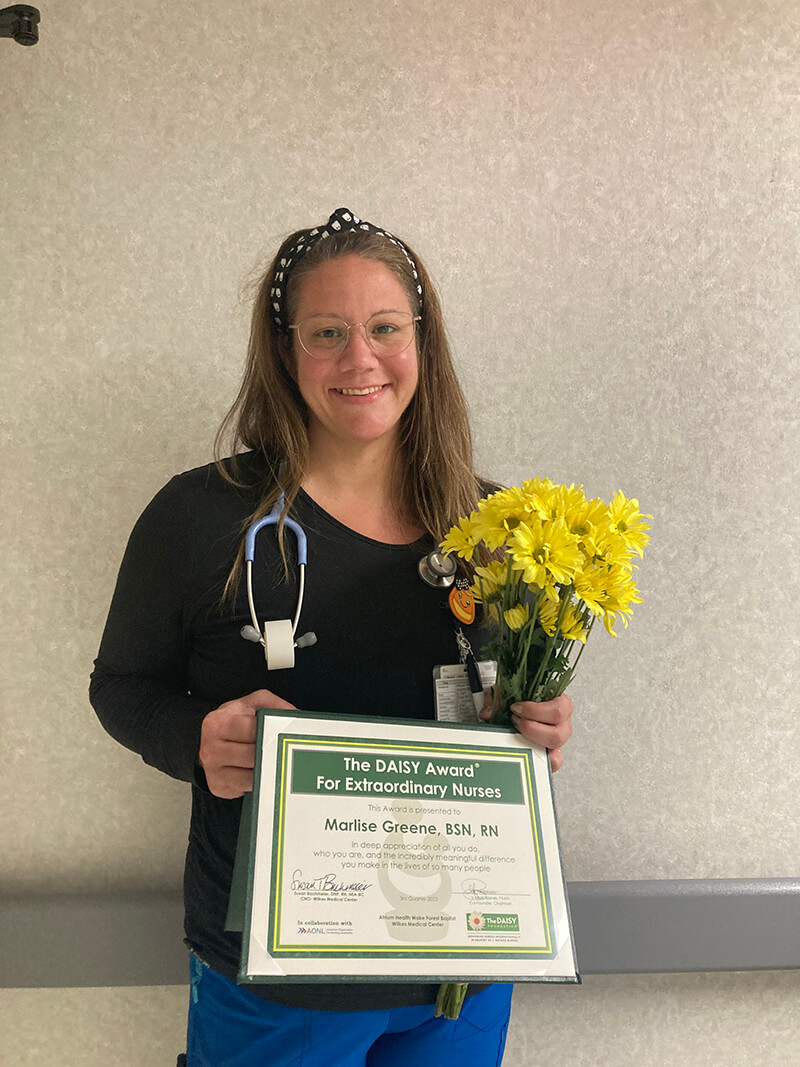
[461,878,488,894]
[291,869,372,894]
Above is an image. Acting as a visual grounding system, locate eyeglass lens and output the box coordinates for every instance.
[294,312,417,359]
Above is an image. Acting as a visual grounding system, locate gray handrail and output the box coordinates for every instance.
[1,880,798,987]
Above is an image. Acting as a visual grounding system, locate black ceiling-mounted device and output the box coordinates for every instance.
[0,5,40,45]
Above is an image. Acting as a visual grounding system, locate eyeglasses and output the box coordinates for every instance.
[288,311,420,360]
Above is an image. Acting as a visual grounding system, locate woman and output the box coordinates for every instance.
[91,208,574,1066]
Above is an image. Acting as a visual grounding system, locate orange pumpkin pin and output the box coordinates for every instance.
[448,578,475,626]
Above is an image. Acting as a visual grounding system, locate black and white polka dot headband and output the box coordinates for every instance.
[270,207,423,332]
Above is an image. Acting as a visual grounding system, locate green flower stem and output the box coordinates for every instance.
[529,586,573,700]
[435,981,468,1019]
[503,555,515,607]
[518,588,546,695]
[543,607,596,698]
[491,589,547,724]
[567,614,595,675]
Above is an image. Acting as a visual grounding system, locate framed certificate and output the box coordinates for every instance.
[239,710,579,985]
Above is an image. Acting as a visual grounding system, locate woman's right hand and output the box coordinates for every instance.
[198,689,296,799]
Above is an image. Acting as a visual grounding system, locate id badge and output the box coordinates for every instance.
[433,661,497,723]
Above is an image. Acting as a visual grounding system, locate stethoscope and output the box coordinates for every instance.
[240,495,458,670]
[239,495,317,670]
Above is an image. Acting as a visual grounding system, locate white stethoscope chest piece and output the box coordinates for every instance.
[418,550,457,589]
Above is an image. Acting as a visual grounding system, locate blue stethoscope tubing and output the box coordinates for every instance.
[244,494,308,645]
[243,492,457,670]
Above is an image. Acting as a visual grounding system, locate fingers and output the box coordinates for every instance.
[478,692,574,768]
[198,723,256,799]
[210,737,256,768]
[511,694,573,751]
[199,688,296,799]
[511,713,572,751]
[478,691,493,721]
[548,747,564,773]
[207,766,255,801]
[216,714,258,744]
[239,688,296,712]
[512,694,574,727]
[199,705,257,750]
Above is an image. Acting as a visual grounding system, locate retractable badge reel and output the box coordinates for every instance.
[240,497,317,670]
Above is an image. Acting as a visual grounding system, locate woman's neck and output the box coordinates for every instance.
[303,436,424,544]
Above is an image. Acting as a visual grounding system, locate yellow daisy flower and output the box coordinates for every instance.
[600,565,643,636]
[593,529,634,572]
[471,510,514,551]
[551,483,586,520]
[537,595,560,636]
[566,495,608,558]
[559,600,589,644]
[509,517,583,587]
[575,561,642,636]
[504,604,530,631]
[440,512,481,561]
[474,487,534,549]
[470,561,508,623]
[573,565,606,617]
[606,491,652,558]
[537,594,589,644]
[520,476,558,509]
[471,561,509,600]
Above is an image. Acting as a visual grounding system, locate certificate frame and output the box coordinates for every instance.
[239,710,579,986]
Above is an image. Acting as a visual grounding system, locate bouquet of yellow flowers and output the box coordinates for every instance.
[434,478,650,1020]
[441,476,651,726]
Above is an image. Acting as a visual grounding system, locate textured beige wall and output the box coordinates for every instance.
[2,0,799,1059]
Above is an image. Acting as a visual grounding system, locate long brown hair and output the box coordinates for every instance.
[215,223,481,597]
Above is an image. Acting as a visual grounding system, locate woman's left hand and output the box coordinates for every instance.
[480,694,574,772]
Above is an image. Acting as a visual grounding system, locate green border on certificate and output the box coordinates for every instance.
[269,734,553,959]
[240,710,579,985]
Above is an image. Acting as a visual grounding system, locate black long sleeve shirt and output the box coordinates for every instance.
[90,455,487,1010]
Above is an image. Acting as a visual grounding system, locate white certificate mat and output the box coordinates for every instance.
[240,710,579,984]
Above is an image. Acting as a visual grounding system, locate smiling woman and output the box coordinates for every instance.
[89,208,575,1067]
[286,255,421,460]
[214,208,480,558]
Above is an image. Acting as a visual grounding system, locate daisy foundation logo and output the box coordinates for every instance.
[465,912,520,933]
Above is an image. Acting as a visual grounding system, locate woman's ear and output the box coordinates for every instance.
[278,334,296,380]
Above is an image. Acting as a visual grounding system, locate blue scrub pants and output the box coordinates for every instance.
[186,954,512,1067]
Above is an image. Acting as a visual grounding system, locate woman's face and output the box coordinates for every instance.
[287,255,419,454]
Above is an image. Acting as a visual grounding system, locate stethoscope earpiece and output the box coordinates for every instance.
[241,621,318,655]
[418,550,457,589]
